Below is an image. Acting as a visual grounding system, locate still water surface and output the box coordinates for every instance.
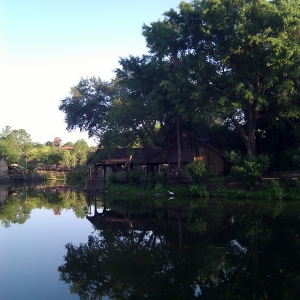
[1,183,300,299]
[0,184,95,300]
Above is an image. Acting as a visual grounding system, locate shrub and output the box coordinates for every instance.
[140,173,155,190]
[230,154,270,189]
[116,171,128,184]
[266,180,284,200]
[155,171,166,185]
[106,173,117,185]
[128,170,143,186]
[186,161,208,185]
[212,182,227,197]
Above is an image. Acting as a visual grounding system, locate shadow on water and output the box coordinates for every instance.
[58,192,300,300]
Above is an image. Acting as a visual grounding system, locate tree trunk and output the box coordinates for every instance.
[176,115,181,182]
[246,104,257,157]
[229,103,257,157]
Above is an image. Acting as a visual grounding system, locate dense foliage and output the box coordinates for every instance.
[0,126,94,171]
[58,0,300,173]
[230,154,270,188]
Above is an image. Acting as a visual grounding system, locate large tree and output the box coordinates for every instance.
[74,139,90,170]
[142,11,203,175]
[114,55,177,148]
[146,0,300,157]
[59,74,162,150]
[59,77,114,140]
[0,126,32,163]
[59,0,300,160]
[115,54,225,146]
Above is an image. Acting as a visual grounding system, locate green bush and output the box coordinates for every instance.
[230,154,270,189]
[106,173,117,185]
[128,170,143,186]
[279,178,300,200]
[140,173,155,190]
[186,161,208,185]
[212,182,227,197]
[116,171,128,184]
[155,171,166,185]
[266,180,284,200]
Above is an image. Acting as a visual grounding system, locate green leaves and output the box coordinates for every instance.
[186,161,208,185]
[59,77,114,138]
[0,127,32,163]
[55,0,300,161]
[230,154,270,188]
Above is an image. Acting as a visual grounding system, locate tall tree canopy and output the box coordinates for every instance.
[0,126,32,163]
[114,55,177,148]
[155,0,300,156]
[59,0,300,160]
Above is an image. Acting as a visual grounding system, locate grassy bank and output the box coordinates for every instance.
[103,176,300,201]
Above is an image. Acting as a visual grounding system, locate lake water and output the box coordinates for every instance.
[0,184,95,300]
[1,183,299,299]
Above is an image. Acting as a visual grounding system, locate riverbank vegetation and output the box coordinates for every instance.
[103,160,300,201]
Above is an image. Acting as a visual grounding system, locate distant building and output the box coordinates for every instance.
[53,137,62,147]
[61,146,74,151]
[0,156,11,182]
[0,156,8,176]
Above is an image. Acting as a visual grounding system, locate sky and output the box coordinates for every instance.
[0,0,182,146]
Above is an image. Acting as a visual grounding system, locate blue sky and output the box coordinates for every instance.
[0,0,182,145]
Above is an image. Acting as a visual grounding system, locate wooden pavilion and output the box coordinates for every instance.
[86,132,232,189]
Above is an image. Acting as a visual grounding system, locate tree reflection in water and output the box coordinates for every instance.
[58,198,300,299]
[0,184,87,227]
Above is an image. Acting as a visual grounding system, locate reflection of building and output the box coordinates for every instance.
[0,184,9,206]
